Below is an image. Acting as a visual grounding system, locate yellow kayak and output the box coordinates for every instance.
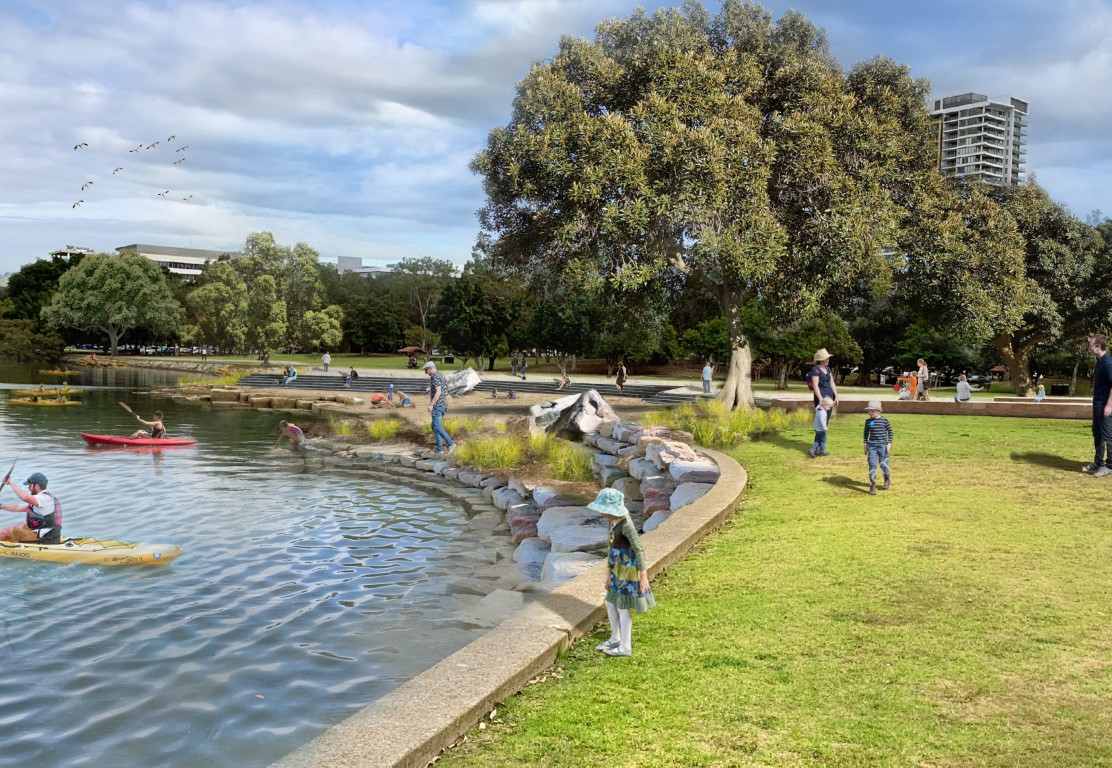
[0,538,183,566]
[38,370,75,376]
[7,398,83,406]
[11,389,84,397]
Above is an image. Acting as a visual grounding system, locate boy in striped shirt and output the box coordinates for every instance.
[863,399,893,495]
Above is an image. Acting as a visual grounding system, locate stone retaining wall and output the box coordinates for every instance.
[770,397,1092,420]
[272,417,745,767]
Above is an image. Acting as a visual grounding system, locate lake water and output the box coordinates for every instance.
[0,364,519,767]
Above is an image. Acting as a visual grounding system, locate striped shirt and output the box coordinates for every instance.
[863,416,893,445]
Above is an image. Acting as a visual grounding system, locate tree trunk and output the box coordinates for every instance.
[996,338,1033,396]
[714,293,754,409]
[776,362,789,390]
[1070,354,1081,397]
[487,356,495,372]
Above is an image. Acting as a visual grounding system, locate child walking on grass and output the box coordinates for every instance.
[808,396,834,458]
[863,399,893,495]
[589,488,655,657]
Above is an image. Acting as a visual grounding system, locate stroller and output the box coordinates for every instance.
[895,376,913,401]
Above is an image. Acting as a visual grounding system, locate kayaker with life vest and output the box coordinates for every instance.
[130,410,166,439]
[0,472,62,544]
[276,420,305,447]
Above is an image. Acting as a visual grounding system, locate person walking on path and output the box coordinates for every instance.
[702,361,713,395]
[863,399,893,495]
[322,352,331,372]
[916,358,931,401]
[615,360,628,393]
[1083,334,1112,477]
[510,352,519,378]
[589,488,654,657]
[423,361,456,455]
[809,396,834,458]
[808,348,839,410]
[0,472,62,544]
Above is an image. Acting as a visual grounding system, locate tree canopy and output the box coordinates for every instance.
[41,251,184,354]
[472,0,947,407]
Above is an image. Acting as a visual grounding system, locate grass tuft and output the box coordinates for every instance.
[457,435,525,468]
[649,400,811,448]
[366,418,403,442]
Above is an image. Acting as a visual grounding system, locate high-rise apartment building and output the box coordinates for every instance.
[929,92,1028,187]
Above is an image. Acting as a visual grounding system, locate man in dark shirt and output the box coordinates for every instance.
[1084,334,1112,477]
[423,361,456,455]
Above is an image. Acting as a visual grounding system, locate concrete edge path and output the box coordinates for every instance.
[272,447,747,768]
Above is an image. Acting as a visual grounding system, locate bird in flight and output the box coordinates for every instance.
[81,181,94,190]
[113,167,123,174]
[167,135,176,141]
[73,200,83,208]
[146,142,159,149]
[73,142,88,150]
[176,145,189,152]
[157,190,170,197]
[173,157,185,164]
[182,194,193,201]
[130,145,142,153]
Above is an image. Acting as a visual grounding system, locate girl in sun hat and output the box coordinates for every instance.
[588,488,655,657]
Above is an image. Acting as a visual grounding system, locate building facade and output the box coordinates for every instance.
[116,243,241,278]
[929,93,1028,187]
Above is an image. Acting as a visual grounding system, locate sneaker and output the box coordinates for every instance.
[595,639,620,652]
[869,482,876,496]
[445,444,456,456]
[603,646,632,657]
[1093,466,1112,478]
[1082,463,1100,474]
[819,451,831,457]
[807,447,816,458]
[882,477,890,490]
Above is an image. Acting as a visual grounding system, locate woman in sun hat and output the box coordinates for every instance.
[588,488,655,657]
[808,348,839,411]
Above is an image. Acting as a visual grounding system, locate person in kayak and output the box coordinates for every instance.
[0,472,62,544]
[276,420,305,447]
[130,410,166,439]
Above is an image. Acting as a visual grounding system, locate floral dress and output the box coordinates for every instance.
[606,516,656,613]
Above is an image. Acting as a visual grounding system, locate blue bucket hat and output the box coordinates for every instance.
[588,487,628,518]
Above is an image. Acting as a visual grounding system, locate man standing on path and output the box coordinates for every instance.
[423,361,456,455]
[1084,334,1112,477]
[322,352,331,372]
[702,361,714,395]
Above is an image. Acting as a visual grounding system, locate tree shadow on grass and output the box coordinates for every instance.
[754,431,811,452]
[1009,451,1085,473]
[822,475,874,494]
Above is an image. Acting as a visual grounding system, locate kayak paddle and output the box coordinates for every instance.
[1,455,18,496]
[118,401,133,414]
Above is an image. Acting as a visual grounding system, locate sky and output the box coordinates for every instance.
[1,0,1110,276]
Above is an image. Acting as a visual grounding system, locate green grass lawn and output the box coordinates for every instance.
[438,414,1112,767]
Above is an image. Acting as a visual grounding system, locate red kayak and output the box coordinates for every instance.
[80,433,197,447]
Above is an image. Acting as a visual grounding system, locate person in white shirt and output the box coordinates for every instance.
[954,374,972,403]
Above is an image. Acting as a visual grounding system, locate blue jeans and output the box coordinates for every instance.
[867,444,890,483]
[431,406,453,452]
[703,378,711,394]
[811,431,827,454]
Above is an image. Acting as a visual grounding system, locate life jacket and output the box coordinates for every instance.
[26,490,62,542]
[151,423,167,438]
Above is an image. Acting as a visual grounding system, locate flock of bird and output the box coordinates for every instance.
[70,135,193,208]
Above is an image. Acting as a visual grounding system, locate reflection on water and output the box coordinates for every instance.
[0,364,519,767]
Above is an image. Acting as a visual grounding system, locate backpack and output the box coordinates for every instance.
[804,368,814,391]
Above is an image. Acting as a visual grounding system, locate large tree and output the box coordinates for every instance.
[41,251,184,354]
[984,183,1109,395]
[187,260,248,353]
[472,2,944,407]
[387,257,458,352]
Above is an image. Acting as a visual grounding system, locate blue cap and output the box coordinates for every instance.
[24,472,48,488]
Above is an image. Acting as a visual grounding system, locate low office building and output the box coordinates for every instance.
[116,243,241,278]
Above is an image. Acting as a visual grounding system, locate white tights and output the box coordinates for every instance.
[605,600,633,653]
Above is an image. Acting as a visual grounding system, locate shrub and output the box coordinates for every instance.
[458,435,525,468]
[367,418,403,442]
[328,418,357,437]
[649,401,810,449]
[530,433,594,481]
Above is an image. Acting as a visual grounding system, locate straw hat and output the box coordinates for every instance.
[587,488,629,518]
[866,399,883,413]
[813,348,831,362]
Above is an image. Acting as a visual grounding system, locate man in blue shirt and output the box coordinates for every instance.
[1084,334,1112,477]
[423,361,456,455]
